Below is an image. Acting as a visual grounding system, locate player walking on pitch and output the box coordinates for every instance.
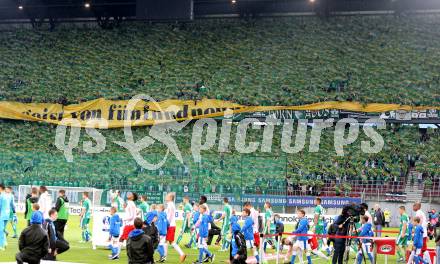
[313,197,329,254]
[408,202,432,264]
[217,197,232,251]
[157,204,168,262]
[5,187,17,239]
[412,217,425,264]
[291,209,312,264]
[138,195,150,221]
[242,208,260,264]
[193,204,215,264]
[165,192,187,262]
[119,192,138,250]
[263,201,275,252]
[397,206,410,262]
[356,215,374,264]
[185,203,200,249]
[0,184,13,250]
[110,190,124,212]
[177,196,193,245]
[79,192,92,243]
[243,202,260,248]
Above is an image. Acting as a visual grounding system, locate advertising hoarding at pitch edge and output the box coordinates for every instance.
[177,194,361,208]
[91,211,337,249]
[374,238,397,255]
[242,195,361,207]
[15,203,337,224]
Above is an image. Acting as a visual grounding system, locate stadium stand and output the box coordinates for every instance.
[0,15,439,199]
[0,121,438,199]
[0,16,440,105]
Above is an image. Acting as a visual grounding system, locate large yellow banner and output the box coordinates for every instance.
[0,98,439,128]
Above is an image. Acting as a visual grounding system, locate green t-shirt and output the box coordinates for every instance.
[139,202,149,215]
[112,195,123,212]
[183,202,192,225]
[183,203,192,219]
[82,198,91,219]
[314,205,325,226]
[25,198,34,220]
[223,204,232,224]
[9,205,15,219]
[264,208,275,232]
[58,197,69,220]
[117,197,123,212]
[400,213,409,236]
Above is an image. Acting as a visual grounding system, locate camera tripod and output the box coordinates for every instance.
[343,216,368,264]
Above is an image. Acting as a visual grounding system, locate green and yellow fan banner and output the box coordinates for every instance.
[0,98,439,128]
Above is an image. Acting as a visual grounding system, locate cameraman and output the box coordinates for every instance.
[332,206,351,264]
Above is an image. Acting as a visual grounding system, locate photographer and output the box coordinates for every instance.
[332,206,351,264]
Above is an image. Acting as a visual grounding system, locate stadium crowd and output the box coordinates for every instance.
[0,5,440,264]
[0,15,440,203]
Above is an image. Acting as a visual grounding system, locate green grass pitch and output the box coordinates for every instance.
[0,214,436,263]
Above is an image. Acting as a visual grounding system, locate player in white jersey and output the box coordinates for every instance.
[38,186,52,219]
[119,192,137,248]
[165,193,186,262]
[407,202,432,264]
[124,194,137,226]
[361,203,373,224]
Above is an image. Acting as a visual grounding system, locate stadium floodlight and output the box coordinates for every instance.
[84,2,91,8]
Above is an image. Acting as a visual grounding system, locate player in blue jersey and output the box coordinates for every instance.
[0,184,14,250]
[156,204,168,263]
[291,209,311,264]
[412,217,426,264]
[356,215,374,264]
[242,208,259,264]
[194,204,215,264]
[108,207,122,260]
